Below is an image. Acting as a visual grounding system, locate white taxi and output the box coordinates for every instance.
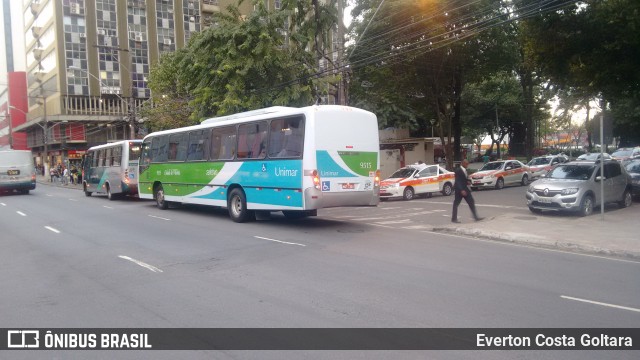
[380,164,455,200]
[469,160,531,190]
[527,155,567,179]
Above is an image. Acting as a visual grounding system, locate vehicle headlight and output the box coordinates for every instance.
[394,183,400,188]
[528,185,535,193]
[561,188,579,195]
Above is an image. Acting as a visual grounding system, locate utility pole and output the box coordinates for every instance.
[336,0,347,105]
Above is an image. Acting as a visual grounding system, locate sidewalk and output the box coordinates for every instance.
[433,206,640,260]
[36,174,83,190]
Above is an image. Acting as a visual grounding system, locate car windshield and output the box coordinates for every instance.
[479,162,504,171]
[547,164,596,180]
[389,168,416,178]
[612,149,633,157]
[625,161,640,174]
[528,158,551,166]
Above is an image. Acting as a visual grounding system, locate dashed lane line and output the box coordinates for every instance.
[17,211,27,217]
[254,236,306,247]
[148,215,171,221]
[118,255,163,273]
[45,226,61,234]
[561,295,640,313]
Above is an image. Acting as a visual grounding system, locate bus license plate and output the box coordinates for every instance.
[341,183,355,190]
[7,170,19,175]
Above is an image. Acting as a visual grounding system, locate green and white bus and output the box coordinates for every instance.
[82,140,142,200]
[138,105,381,222]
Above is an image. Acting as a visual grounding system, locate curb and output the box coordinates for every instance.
[431,225,640,261]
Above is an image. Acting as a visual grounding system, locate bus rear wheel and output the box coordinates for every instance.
[228,188,255,223]
[155,184,168,210]
[84,184,92,197]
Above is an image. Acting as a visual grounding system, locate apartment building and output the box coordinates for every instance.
[13,0,251,171]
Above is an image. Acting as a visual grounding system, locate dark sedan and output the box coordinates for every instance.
[625,159,640,197]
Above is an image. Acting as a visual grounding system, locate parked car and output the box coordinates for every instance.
[527,155,567,179]
[624,158,640,197]
[526,160,633,216]
[469,160,531,190]
[611,147,640,164]
[576,152,612,161]
[380,164,455,200]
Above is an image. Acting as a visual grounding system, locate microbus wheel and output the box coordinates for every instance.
[106,184,116,201]
[442,182,453,196]
[403,187,415,201]
[495,178,505,190]
[228,188,255,223]
[155,184,168,210]
[521,175,529,186]
[83,184,92,197]
[579,194,594,217]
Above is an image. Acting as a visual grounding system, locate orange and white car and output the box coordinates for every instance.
[380,164,455,200]
[527,155,567,179]
[469,160,531,190]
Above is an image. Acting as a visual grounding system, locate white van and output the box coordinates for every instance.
[0,150,36,194]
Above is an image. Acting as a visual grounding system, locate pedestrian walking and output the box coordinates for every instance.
[452,159,483,223]
[62,167,69,185]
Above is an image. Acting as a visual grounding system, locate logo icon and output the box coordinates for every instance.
[262,163,267,172]
[321,181,331,191]
[543,188,549,196]
[8,330,39,348]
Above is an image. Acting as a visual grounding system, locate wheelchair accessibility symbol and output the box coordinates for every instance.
[321,181,331,191]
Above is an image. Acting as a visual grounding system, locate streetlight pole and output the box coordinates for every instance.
[430,119,436,138]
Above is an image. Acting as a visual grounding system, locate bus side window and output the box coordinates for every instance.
[91,151,98,167]
[113,146,122,167]
[98,150,106,167]
[154,136,169,163]
[238,122,267,159]
[269,117,304,158]
[211,126,236,160]
[186,130,205,161]
[105,148,113,167]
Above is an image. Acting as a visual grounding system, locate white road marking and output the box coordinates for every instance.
[1,203,6,206]
[254,236,306,247]
[418,230,640,264]
[69,199,78,202]
[17,211,27,216]
[375,219,412,225]
[45,226,60,234]
[561,295,640,313]
[103,206,114,209]
[118,255,163,273]
[428,200,524,209]
[148,214,171,221]
[46,194,53,197]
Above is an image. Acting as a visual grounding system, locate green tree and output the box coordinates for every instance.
[145,0,332,131]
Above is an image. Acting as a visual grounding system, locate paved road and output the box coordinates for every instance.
[1,186,638,359]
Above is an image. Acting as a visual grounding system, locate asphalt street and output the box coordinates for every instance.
[1,185,638,360]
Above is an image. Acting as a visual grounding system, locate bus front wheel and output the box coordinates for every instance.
[155,184,168,210]
[228,188,255,223]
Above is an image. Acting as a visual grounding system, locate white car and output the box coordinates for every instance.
[527,155,567,179]
[469,160,531,190]
[380,164,455,200]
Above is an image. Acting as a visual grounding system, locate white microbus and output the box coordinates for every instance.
[0,150,36,194]
[82,140,142,200]
[139,105,381,222]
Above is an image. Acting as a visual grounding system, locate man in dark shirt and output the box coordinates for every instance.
[452,159,483,223]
